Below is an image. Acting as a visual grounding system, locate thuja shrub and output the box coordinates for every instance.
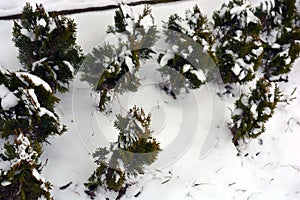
[0,131,53,200]
[230,78,282,146]
[13,3,84,92]
[85,106,160,199]
[80,3,158,111]
[213,0,263,84]
[255,0,300,81]
[0,69,65,143]
[158,5,214,96]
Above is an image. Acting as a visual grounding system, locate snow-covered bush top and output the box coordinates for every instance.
[115,106,153,149]
[81,4,158,112]
[213,0,263,83]
[16,133,38,165]
[158,5,216,95]
[230,78,282,145]
[0,69,65,142]
[255,0,300,80]
[85,106,160,197]
[0,131,53,200]
[13,3,84,92]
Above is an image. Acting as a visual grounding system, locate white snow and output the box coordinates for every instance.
[107,65,116,73]
[115,172,120,182]
[232,57,255,81]
[53,65,59,70]
[1,181,11,186]
[28,88,40,108]
[16,72,52,92]
[0,84,10,98]
[120,3,135,34]
[272,43,281,49]
[20,28,35,41]
[245,55,251,61]
[117,158,125,172]
[263,107,272,115]
[16,133,37,164]
[125,55,135,72]
[229,1,260,27]
[238,69,247,80]
[32,168,47,183]
[120,3,134,19]
[234,30,243,41]
[182,64,192,73]
[232,63,243,76]
[285,57,292,65]
[160,50,174,66]
[171,45,179,52]
[250,103,258,117]
[139,13,154,32]
[39,107,57,120]
[63,60,74,74]
[225,49,237,57]
[279,48,289,57]
[260,0,275,13]
[32,57,47,71]
[188,45,193,54]
[1,1,300,200]
[0,0,151,16]
[230,3,248,16]
[245,7,260,24]
[2,92,19,110]
[252,46,263,57]
[0,84,19,111]
[190,69,206,82]
[236,58,254,70]
[233,108,242,116]
[286,27,292,32]
[37,18,47,27]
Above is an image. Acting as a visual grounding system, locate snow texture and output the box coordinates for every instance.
[230,1,260,27]
[28,88,40,108]
[0,84,19,110]
[21,28,35,41]
[39,107,57,120]
[63,60,75,74]
[1,1,300,200]
[32,57,48,71]
[16,133,38,164]
[1,181,11,186]
[139,13,154,32]
[182,64,192,73]
[121,3,135,34]
[16,72,52,92]
[160,50,174,66]
[190,69,206,82]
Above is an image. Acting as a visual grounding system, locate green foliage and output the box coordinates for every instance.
[0,162,53,200]
[85,106,160,198]
[213,0,263,84]
[12,3,84,92]
[81,3,158,112]
[164,5,215,54]
[0,70,65,143]
[158,5,215,95]
[255,0,300,80]
[230,78,282,145]
[0,132,52,200]
[84,162,125,197]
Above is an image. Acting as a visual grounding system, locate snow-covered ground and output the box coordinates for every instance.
[1,0,300,200]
